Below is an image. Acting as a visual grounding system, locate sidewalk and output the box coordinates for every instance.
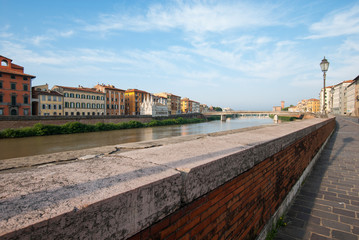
[275,116,359,240]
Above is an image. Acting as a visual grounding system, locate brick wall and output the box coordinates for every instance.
[128,119,336,240]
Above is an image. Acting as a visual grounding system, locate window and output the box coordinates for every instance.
[107,98,109,101]
[23,77,28,81]
[42,104,46,109]
[65,112,68,116]
[48,104,51,110]
[24,96,29,104]
[0,81,2,88]
[97,103,100,108]
[96,96,100,100]
[64,93,69,97]
[1,60,8,66]
[76,94,80,98]
[92,103,95,108]
[42,95,46,101]
[0,109,3,115]
[53,112,57,116]
[71,112,74,116]
[11,74,15,79]
[48,95,51,101]
[11,83,16,90]
[11,95,16,105]
[65,102,69,108]
[87,103,90,108]
[92,96,95,100]
[24,109,29,115]
[87,95,90,99]
[76,112,80,116]
[81,94,85,99]
[107,104,109,109]
[81,103,85,108]
[54,104,57,110]
[76,102,80,108]
[59,105,62,110]
[23,84,28,91]
[70,102,74,108]
[0,94,3,102]
[70,93,74,98]
[82,112,85,116]
[53,96,57,101]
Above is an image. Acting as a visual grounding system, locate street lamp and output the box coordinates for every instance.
[320,57,329,116]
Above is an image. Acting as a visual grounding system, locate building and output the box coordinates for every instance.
[125,89,151,115]
[0,55,36,116]
[345,75,359,116]
[140,95,168,117]
[94,84,125,115]
[52,85,105,116]
[272,106,282,112]
[306,99,320,113]
[330,80,353,115]
[181,97,193,113]
[32,84,64,116]
[192,101,200,113]
[319,86,333,113]
[154,92,181,115]
[200,104,209,113]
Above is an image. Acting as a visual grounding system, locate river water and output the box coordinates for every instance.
[0,117,273,160]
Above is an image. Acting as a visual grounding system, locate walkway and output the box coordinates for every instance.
[275,116,359,240]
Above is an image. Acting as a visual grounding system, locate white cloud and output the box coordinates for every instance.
[84,1,283,34]
[305,5,359,39]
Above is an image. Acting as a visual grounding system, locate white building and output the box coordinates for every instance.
[330,80,353,115]
[345,77,359,116]
[140,95,169,117]
[319,86,333,113]
[192,101,200,113]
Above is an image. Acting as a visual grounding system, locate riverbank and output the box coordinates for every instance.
[0,117,205,139]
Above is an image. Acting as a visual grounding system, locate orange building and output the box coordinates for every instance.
[181,97,193,113]
[307,98,320,113]
[0,56,36,116]
[125,89,151,115]
[94,84,125,115]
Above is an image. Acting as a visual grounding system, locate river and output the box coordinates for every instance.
[0,117,273,160]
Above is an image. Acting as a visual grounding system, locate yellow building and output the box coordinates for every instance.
[32,84,64,116]
[181,98,193,113]
[307,98,320,113]
[125,89,151,115]
[52,85,105,116]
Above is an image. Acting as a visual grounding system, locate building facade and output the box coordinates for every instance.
[200,104,209,113]
[94,84,125,115]
[52,86,105,116]
[155,92,181,115]
[181,97,193,113]
[306,98,320,113]
[331,80,353,115]
[125,89,151,115]
[140,95,168,117]
[345,76,359,116]
[0,55,35,116]
[32,84,64,116]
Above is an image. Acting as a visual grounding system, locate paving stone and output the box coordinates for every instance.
[333,207,356,218]
[310,233,330,240]
[322,219,351,232]
[332,230,358,240]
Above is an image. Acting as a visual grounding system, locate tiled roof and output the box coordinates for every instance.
[0,67,36,78]
[54,86,104,94]
[33,90,63,97]
[125,89,148,94]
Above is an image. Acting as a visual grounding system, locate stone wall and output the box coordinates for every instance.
[0,118,335,239]
[0,113,203,130]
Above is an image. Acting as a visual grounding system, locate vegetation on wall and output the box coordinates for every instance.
[0,118,206,138]
[269,114,297,121]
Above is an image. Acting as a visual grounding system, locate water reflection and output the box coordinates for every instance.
[0,117,273,160]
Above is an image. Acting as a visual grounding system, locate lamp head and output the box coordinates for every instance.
[320,57,329,72]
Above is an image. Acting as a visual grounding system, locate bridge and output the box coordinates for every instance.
[203,111,296,121]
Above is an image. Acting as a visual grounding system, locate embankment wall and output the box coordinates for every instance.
[0,117,335,239]
[0,113,203,130]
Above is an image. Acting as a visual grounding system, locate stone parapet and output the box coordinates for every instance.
[0,117,336,239]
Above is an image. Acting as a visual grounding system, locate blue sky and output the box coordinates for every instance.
[1,0,358,110]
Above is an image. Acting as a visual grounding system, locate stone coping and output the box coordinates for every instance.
[0,118,334,238]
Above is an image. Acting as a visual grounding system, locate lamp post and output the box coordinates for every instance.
[320,57,329,116]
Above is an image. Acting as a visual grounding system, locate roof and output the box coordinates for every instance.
[308,98,319,102]
[33,90,63,97]
[0,67,36,78]
[125,89,148,94]
[54,85,104,94]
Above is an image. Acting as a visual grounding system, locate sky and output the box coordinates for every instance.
[1,0,359,111]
